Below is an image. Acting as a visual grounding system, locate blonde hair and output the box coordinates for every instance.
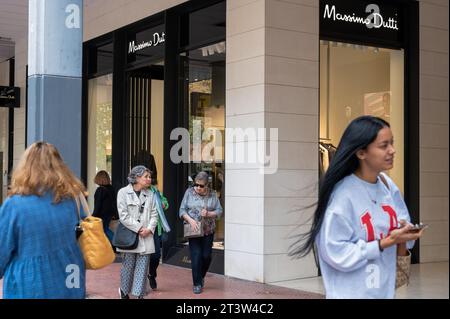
[8,141,86,203]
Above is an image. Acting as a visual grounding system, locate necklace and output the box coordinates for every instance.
[355,174,379,204]
[362,181,379,204]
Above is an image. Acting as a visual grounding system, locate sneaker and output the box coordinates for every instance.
[148,275,157,290]
[118,288,129,299]
[193,285,202,294]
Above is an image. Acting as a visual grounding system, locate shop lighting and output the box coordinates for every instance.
[201,42,226,57]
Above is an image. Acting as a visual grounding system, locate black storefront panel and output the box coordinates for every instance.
[320,0,405,49]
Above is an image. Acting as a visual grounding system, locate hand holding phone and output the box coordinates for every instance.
[409,222,428,233]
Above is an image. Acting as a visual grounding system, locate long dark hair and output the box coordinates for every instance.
[289,116,390,258]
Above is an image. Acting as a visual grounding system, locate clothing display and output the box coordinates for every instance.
[319,141,337,178]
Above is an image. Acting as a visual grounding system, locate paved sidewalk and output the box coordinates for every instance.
[0,262,324,299]
[85,262,324,299]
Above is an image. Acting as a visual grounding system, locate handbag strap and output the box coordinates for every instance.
[75,193,91,222]
[379,173,390,190]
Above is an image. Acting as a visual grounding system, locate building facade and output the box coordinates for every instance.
[1,0,448,284]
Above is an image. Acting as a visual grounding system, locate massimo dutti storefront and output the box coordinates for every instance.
[82,0,420,278]
[83,0,227,273]
[319,0,420,262]
[319,0,420,263]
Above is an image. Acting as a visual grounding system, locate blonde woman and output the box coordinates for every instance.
[0,141,87,299]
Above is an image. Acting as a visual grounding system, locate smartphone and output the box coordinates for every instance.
[409,223,428,232]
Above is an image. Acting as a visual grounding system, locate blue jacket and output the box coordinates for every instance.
[0,193,86,299]
[179,187,223,236]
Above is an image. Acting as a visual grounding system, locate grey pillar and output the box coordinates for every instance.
[27,0,83,177]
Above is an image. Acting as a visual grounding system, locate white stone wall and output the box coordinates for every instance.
[226,0,266,282]
[13,37,27,168]
[263,0,319,282]
[83,0,189,41]
[419,0,449,263]
[225,0,319,283]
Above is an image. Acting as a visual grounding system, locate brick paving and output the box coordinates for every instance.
[1,261,324,299]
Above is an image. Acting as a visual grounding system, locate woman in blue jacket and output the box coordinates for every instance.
[0,141,87,299]
[179,171,222,294]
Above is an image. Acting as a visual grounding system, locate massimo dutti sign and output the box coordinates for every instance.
[128,32,165,54]
[323,3,398,30]
[127,24,165,64]
[0,86,20,108]
[320,0,404,48]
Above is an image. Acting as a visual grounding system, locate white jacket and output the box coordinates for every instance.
[116,184,158,254]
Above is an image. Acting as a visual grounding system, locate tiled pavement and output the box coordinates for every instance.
[0,261,324,299]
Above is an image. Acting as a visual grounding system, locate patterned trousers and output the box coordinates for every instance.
[120,253,150,297]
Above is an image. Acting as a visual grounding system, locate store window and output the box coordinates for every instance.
[320,41,404,192]
[180,1,226,48]
[87,74,113,207]
[88,42,113,76]
[179,41,226,249]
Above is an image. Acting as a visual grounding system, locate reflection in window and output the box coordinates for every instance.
[180,41,226,249]
[87,74,113,207]
[180,1,226,48]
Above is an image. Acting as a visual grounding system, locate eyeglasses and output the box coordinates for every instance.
[194,183,206,189]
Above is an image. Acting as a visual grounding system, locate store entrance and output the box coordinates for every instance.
[164,41,226,275]
[126,62,164,193]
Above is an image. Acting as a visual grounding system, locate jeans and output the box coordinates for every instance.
[149,232,161,278]
[188,233,214,286]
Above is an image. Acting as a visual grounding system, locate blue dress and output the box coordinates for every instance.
[0,193,86,299]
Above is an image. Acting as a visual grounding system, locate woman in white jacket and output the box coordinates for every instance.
[117,166,158,299]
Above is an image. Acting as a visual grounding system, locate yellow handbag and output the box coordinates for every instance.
[76,194,116,270]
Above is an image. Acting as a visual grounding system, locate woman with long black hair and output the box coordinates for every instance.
[290,116,425,298]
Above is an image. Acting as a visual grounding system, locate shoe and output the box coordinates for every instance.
[193,285,202,294]
[148,275,157,290]
[137,296,145,299]
[118,288,129,299]
[201,278,204,288]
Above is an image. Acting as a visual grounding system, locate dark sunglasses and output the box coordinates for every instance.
[194,183,206,189]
